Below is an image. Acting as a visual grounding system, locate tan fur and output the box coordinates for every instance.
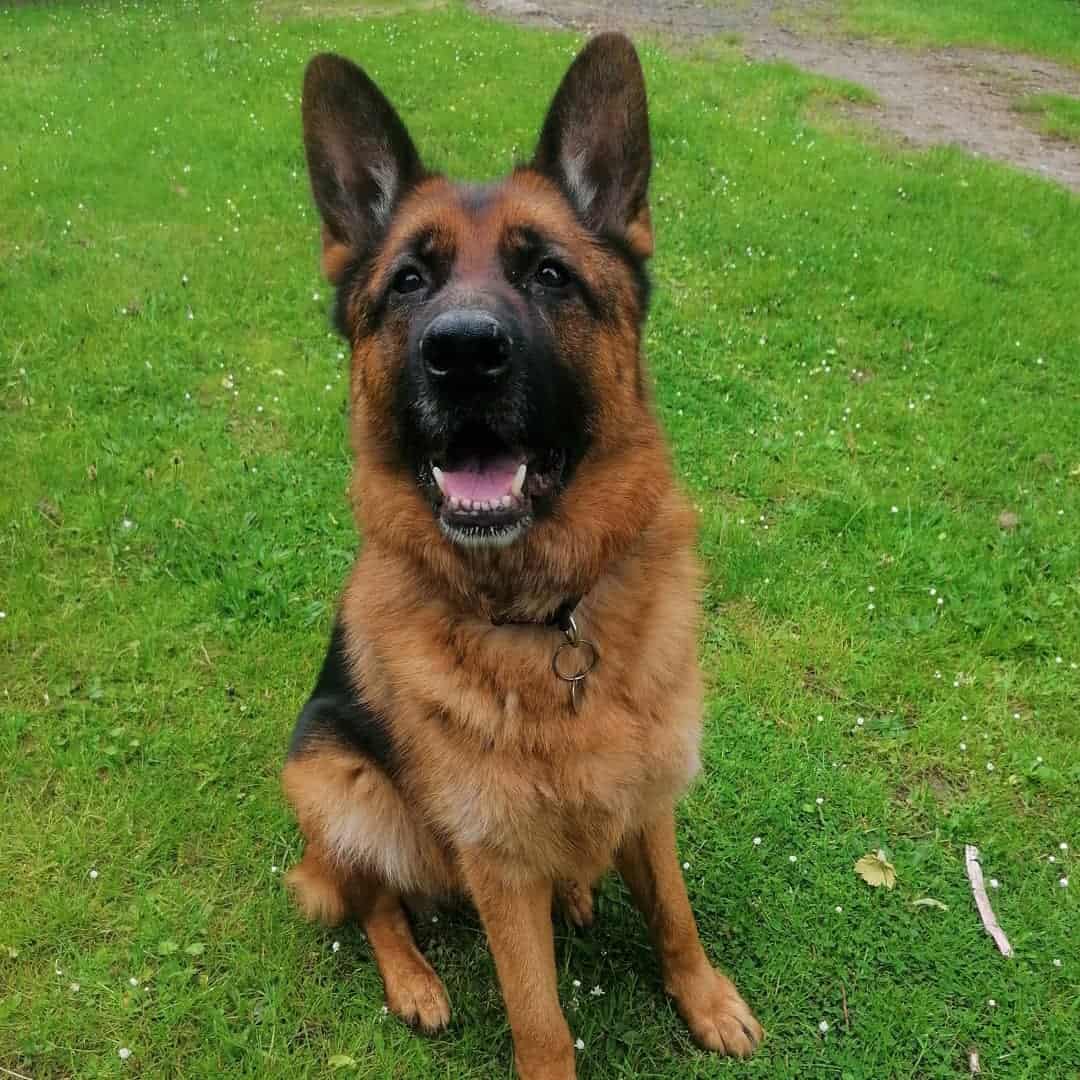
[283,750,459,898]
[618,813,764,1057]
[319,224,352,285]
[284,36,762,1078]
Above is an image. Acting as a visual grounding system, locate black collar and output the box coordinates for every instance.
[491,596,581,633]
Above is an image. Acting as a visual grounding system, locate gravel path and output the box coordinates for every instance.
[472,0,1080,191]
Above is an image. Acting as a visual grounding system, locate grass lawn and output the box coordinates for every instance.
[838,0,1080,67]
[2,1,1079,1077]
[1015,94,1080,147]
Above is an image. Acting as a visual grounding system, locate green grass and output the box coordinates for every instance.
[840,0,1080,67]
[3,1,1080,1078]
[1015,93,1080,146]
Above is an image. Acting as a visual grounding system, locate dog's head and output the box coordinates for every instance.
[303,34,663,575]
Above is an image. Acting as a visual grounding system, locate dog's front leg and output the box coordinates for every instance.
[462,853,575,1080]
[617,808,764,1058]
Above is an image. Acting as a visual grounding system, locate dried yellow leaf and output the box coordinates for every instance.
[855,849,896,889]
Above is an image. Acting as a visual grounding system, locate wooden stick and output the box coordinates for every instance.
[965,845,1013,958]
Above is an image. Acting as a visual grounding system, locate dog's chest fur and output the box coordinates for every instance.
[342,531,703,883]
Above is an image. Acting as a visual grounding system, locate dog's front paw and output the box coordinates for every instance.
[668,966,763,1058]
[383,957,452,1034]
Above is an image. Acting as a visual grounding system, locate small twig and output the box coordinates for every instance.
[840,982,851,1032]
[0,1064,34,1080]
[965,845,1013,957]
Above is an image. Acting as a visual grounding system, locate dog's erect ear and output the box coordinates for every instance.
[532,34,653,259]
[302,53,426,282]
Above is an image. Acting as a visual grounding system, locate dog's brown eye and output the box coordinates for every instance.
[535,260,569,289]
[392,267,424,295]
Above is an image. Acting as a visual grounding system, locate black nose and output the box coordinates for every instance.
[421,310,511,389]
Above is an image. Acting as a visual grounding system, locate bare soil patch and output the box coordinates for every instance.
[259,0,445,19]
[472,0,1080,191]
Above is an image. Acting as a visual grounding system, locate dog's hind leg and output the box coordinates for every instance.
[355,880,451,1034]
[555,879,594,929]
[283,752,453,1032]
[617,809,763,1059]
[286,844,451,1032]
[286,842,351,926]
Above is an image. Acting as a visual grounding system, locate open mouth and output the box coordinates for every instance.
[423,425,565,547]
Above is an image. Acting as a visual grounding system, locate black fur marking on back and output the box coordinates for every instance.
[287,618,397,774]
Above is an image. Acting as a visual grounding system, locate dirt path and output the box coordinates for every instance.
[472,0,1080,192]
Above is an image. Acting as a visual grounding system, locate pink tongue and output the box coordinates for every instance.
[439,455,521,502]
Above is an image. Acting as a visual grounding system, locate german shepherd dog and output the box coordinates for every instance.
[283,33,763,1078]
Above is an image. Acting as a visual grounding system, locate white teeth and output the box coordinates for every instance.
[432,465,447,495]
[511,463,526,498]
[443,491,523,516]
